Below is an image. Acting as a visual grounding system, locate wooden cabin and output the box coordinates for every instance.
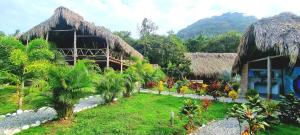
[232,13,300,99]
[185,53,237,83]
[20,6,143,71]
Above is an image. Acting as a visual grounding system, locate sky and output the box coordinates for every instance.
[1,0,300,38]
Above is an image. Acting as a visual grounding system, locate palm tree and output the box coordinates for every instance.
[48,60,100,119]
[97,68,124,103]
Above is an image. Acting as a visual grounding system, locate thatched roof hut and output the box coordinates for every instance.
[20,6,143,59]
[232,12,300,75]
[185,53,237,79]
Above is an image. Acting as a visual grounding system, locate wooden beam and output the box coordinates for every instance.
[46,32,49,42]
[77,35,99,38]
[248,55,283,63]
[26,35,29,46]
[120,52,123,73]
[106,38,110,68]
[73,30,77,65]
[267,56,272,99]
[49,29,74,32]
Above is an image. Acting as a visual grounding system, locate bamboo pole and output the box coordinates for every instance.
[120,52,123,73]
[73,30,77,65]
[106,38,110,68]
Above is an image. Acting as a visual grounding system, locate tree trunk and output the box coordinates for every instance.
[54,102,74,120]
[17,81,24,110]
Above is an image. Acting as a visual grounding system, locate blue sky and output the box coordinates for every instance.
[1,0,300,38]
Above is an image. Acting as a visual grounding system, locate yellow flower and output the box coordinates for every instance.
[228,90,238,100]
[158,81,164,92]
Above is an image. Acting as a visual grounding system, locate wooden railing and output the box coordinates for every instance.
[57,48,130,66]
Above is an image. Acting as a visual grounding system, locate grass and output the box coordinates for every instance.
[18,93,232,135]
[259,123,300,135]
[0,86,18,115]
[0,86,51,115]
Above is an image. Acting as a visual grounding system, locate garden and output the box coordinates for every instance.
[0,36,299,135]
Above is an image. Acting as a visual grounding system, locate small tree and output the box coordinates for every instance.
[97,68,125,103]
[48,60,100,119]
[0,38,54,110]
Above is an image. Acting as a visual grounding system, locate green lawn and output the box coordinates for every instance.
[0,86,18,115]
[18,93,232,135]
[259,123,300,135]
[0,86,51,115]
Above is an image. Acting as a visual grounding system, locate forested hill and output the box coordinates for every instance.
[177,12,257,40]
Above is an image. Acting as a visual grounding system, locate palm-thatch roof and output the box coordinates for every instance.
[185,53,237,78]
[20,6,143,59]
[232,12,300,74]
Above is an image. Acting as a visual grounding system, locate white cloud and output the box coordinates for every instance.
[1,0,300,38]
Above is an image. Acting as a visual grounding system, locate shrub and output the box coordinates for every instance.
[49,60,99,119]
[145,81,157,88]
[199,89,207,95]
[180,85,189,94]
[179,99,199,132]
[97,68,125,103]
[246,89,258,98]
[228,90,238,101]
[228,104,269,135]
[166,77,175,93]
[278,93,300,124]
[158,81,164,94]
[123,67,142,97]
[202,98,211,111]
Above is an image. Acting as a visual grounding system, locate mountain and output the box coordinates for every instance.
[177,12,257,39]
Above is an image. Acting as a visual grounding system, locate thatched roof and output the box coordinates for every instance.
[185,53,237,78]
[232,12,300,74]
[20,6,143,59]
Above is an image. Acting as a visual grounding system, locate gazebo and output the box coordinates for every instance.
[20,6,143,71]
[232,13,300,99]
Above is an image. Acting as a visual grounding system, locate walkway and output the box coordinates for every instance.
[191,118,248,135]
[0,95,104,135]
[140,89,247,103]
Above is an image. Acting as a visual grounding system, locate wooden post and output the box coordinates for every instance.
[106,38,110,68]
[120,52,123,73]
[73,30,77,65]
[46,32,49,42]
[239,63,248,98]
[267,57,272,99]
[26,35,29,46]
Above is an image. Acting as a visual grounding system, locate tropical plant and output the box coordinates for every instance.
[180,85,189,95]
[97,68,125,103]
[179,99,198,132]
[228,104,269,135]
[278,93,300,124]
[201,98,212,111]
[176,79,189,93]
[123,67,142,97]
[166,77,175,93]
[228,90,238,101]
[0,38,54,110]
[246,89,259,99]
[157,81,164,94]
[48,60,100,119]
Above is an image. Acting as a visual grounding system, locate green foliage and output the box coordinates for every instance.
[0,36,24,71]
[97,68,125,103]
[27,38,55,61]
[179,99,199,131]
[185,31,242,53]
[228,94,281,134]
[123,67,142,97]
[177,12,257,39]
[49,60,100,119]
[246,89,259,99]
[278,93,300,124]
[113,31,137,47]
